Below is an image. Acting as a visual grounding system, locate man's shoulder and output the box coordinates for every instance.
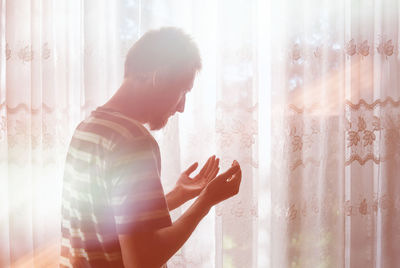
[77,108,151,144]
[78,107,159,155]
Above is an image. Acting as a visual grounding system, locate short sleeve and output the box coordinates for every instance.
[108,136,172,234]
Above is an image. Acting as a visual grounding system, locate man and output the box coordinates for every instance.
[60,27,242,268]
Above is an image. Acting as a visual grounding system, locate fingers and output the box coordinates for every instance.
[200,159,242,206]
[208,166,220,183]
[230,160,242,183]
[198,155,213,176]
[203,155,216,176]
[219,165,240,180]
[211,157,220,175]
[187,156,238,185]
[206,157,219,179]
[184,162,198,176]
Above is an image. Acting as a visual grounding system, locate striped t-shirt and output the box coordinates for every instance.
[60,106,172,268]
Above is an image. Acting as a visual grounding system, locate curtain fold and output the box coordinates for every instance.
[0,0,399,267]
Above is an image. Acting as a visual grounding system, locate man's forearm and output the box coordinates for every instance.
[152,196,210,266]
[125,195,211,268]
[165,187,187,211]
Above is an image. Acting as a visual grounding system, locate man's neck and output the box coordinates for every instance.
[102,82,148,125]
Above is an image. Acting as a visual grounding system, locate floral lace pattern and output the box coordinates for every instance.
[278,98,400,171]
[5,42,52,62]
[273,193,400,221]
[0,102,84,166]
[215,100,258,168]
[288,37,398,63]
[345,98,400,165]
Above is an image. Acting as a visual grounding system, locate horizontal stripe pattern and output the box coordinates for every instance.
[61,107,171,267]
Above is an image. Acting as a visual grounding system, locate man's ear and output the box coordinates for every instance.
[152,70,158,88]
[128,72,153,88]
[152,66,173,88]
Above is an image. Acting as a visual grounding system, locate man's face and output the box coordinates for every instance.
[148,72,195,130]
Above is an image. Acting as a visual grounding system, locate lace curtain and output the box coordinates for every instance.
[0,0,399,267]
[270,0,400,267]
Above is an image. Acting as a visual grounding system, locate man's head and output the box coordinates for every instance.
[124,27,202,130]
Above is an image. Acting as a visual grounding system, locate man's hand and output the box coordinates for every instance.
[199,160,242,207]
[120,160,241,268]
[175,155,220,203]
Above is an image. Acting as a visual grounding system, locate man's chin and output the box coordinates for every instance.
[148,117,169,131]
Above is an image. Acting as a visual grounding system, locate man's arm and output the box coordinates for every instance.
[119,163,241,268]
[165,187,185,211]
[119,192,210,268]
